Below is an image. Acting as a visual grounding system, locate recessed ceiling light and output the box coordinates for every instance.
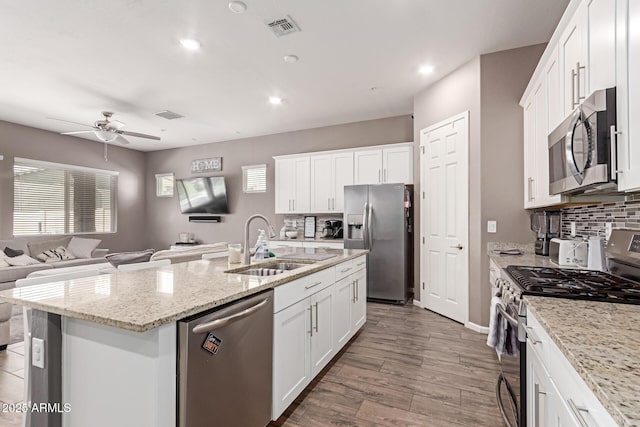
[228,1,247,13]
[284,54,299,63]
[180,38,201,51]
[419,65,435,75]
[269,96,282,105]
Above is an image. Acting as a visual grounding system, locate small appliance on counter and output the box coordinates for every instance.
[321,220,343,239]
[549,238,588,267]
[530,210,560,256]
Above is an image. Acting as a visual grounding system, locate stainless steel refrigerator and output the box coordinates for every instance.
[343,184,413,303]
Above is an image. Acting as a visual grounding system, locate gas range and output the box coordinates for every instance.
[504,265,640,304]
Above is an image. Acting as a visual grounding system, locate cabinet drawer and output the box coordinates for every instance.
[274,268,335,313]
[351,256,367,273]
[489,259,501,287]
[335,260,356,281]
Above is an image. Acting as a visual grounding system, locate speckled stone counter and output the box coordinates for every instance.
[0,249,367,332]
[487,242,565,271]
[525,296,640,427]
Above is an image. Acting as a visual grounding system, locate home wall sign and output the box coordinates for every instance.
[191,157,222,173]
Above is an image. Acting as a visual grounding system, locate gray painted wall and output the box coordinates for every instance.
[413,44,545,326]
[144,116,413,250]
[0,121,147,253]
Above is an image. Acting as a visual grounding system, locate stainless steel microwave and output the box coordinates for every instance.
[548,87,617,195]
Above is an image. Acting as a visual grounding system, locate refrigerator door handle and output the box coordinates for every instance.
[367,203,373,250]
[362,202,369,249]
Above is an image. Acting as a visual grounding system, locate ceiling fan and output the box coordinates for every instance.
[48,111,161,145]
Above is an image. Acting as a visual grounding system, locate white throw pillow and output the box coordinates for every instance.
[6,254,40,266]
[36,246,76,263]
[67,237,101,259]
[0,253,9,268]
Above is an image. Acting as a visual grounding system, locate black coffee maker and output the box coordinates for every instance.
[531,211,561,256]
[322,220,343,239]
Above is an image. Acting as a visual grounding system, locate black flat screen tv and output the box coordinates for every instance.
[176,176,230,214]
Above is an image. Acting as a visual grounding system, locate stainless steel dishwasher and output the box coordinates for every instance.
[177,289,273,427]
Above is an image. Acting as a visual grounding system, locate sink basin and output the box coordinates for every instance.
[227,262,311,276]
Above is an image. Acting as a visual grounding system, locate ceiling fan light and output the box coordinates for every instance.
[94,129,117,142]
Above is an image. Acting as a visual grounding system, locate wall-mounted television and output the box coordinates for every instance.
[176,176,230,214]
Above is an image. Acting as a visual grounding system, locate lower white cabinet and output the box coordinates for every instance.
[272,256,367,420]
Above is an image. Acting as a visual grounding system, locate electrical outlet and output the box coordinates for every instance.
[32,337,45,369]
[570,222,577,237]
[487,221,497,233]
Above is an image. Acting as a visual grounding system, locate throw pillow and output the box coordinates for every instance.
[105,249,155,267]
[36,246,76,263]
[66,237,102,259]
[6,254,40,266]
[0,255,9,268]
[28,237,72,260]
[4,247,24,257]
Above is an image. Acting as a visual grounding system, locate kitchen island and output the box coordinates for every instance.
[0,248,367,427]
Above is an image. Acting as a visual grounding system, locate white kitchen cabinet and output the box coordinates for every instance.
[527,341,552,427]
[616,0,640,191]
[275,156,310,214]
[309,285,335,377]
[332,257,367,349]
[523,93,537,209]
[560,2,588,118]
[354,144,413,185]
[586,0,616,92]
[351,267,367,330]
[310,151,353,213]
[546,46,563,132]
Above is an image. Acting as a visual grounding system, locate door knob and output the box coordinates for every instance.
[450,244,463,250]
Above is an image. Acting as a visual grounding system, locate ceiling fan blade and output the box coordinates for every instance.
[116,135,131,145]
[47,117,95,128]
[61,130,96,135]
[117,130,161,140]
[107,120,125,130]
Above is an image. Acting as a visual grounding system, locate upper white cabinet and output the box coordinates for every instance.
[275,142,412,214]
[560,3,588,117]
[354,144,413,185]
[616,0,640,191]
[275,156,310,214]
[310,152,353,213]
[586,0,616,92]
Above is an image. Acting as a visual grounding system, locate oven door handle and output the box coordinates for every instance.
[565,108,585,185]
[496,304,519,328]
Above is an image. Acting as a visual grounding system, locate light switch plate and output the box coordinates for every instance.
[570,222,577,237]
[32,337,45,369]
[487,221,497,233]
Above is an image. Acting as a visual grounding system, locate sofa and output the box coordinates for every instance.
[0,237,107,349]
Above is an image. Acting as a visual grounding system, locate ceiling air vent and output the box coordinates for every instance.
[265,15,300,37]
[155,110,184,120]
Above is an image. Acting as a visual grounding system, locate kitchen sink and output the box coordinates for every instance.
[227,262,311,276]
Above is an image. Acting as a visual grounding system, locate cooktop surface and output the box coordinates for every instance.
[505,265,640,304]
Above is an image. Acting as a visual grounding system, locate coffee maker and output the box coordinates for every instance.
[530,211,561,256]
[322,220,343,239]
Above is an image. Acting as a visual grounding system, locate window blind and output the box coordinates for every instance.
[13,158,118,236]
[242,164,267,193]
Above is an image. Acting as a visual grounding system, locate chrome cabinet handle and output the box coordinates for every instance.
[305,281,323,290]
[450,244,463,250]
[314,302,319,333]
[384,169,387,182]
[332,198,335,210]
[355,279,359,301]
[288,200,291,211]
[572,67,578,109]
[531,178,535,200]
[534,383,547,427]
[352,280,356,303]
[611,125,621,179]
[356,261,365,267]
[576,62,586,103]
[527,177,533,202]
[309,306,313,337]
[525,326,542,345]
[292,199,295,211]
[378,169,381,183]
[192,297,270,334]
[328,198,330,210]
[568,399,594,427]
[340,267,352,273]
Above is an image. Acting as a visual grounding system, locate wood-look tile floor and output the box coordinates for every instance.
[0,303,519,427]
[269,302,520,427]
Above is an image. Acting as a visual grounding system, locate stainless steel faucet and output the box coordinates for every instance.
[243,214,277,265]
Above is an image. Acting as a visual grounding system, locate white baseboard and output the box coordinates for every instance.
[412,299,422,308]
[465,321,489,334]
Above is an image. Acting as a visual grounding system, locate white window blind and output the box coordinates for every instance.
[242,164,267,193]
[155,173,174,197]
[13,158,118,236]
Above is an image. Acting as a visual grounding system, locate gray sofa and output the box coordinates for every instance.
[0,237,107,350]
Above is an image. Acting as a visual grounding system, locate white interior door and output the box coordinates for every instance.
[419,112,469,324]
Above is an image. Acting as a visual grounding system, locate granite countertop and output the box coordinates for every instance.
[271,237,344,243]
[487,241,577,271]
[0,249,367,333]
[525,296,640,427]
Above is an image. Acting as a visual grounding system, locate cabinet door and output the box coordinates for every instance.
[382,145,413,184]
[587,0,616,92]
[332,152,354,212]
[354,149,383,184]
[523,95,537,209]
[560,3,588,117]
[546,46,563,132]
[275,158,294,214]
[548,381,581,427]
[310,154,333,213]
[333,276,353,349]
[292,156,310,213]
[272,298,311,419]
[309,285,335,377]
[534,74,562,207]
[527,341,551,427]
[352,268,367,331]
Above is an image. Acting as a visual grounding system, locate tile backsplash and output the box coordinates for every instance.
[561,198,640,238]
[279,214,343,238]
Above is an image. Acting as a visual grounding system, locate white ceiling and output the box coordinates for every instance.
[0,0,569,151]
